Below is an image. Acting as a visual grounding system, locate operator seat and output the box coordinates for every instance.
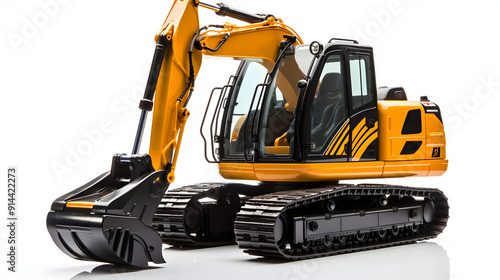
[311,73,343,126]
[310,73,344,149]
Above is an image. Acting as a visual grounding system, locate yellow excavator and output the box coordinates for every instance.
[47,0,449,267]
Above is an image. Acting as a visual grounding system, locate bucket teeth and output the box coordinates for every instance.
[47,212,165,267]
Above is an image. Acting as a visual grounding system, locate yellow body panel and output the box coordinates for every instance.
[219,159,447,182]
[382,161,429,177]
[424,113,446,160]
[378,101,427,161]
[382,160,445,177]
[428,158,448,176]
[254,162,384,181]
[218,100,447,182]
[218,162,256,180]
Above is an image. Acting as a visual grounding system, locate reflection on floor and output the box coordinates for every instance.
[71,242,449,280]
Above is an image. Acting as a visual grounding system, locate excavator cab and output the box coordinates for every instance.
[214,40,379,166]
[215,38,445,182]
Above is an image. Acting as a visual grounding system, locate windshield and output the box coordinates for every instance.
[258,45,314,155]
[221,45,315,159]
[271,45,314,111]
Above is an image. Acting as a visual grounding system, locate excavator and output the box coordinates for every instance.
[47,0,449,267]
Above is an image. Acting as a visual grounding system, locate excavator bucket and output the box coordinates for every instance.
[47,154,170,267]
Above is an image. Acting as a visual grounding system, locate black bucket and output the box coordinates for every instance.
[46,154,170,267]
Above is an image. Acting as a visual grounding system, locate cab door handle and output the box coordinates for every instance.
[366,118,376,128]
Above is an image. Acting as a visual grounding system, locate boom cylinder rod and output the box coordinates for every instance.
[199,2,219,12]
[199,1,268,23]
[132,39,167,155]
[132,110,148,155]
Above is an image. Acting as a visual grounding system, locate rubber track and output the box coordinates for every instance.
[234,184,449,259]
[152,183,287,247]
[152,183,235,247]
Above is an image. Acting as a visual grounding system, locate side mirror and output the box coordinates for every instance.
[297,79,308,89]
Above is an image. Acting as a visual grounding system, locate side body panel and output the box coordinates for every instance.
[218,100,447,182]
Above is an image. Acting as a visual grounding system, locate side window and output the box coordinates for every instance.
[224,61,268,156]
[349,54,374,110]
[309,54,346,153]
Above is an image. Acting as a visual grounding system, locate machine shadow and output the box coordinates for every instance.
[70,264,162,279]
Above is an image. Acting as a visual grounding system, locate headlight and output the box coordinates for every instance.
[309,41,323,55]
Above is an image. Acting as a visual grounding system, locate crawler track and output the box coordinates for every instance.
[234,184,448,259]
[153,183,448,259]
[152,183,240,247]
[152,183,298,247]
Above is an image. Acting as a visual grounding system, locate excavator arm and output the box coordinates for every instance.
[47,0,301,267]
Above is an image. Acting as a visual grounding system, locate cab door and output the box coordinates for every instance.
[305,47,378,162]
[306,51,349,162]
[345,50,378,162]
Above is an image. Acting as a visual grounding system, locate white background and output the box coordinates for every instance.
[1,0,499,279]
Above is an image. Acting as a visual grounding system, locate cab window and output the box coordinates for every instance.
[349,54,374,111]
[309,53,346,154]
